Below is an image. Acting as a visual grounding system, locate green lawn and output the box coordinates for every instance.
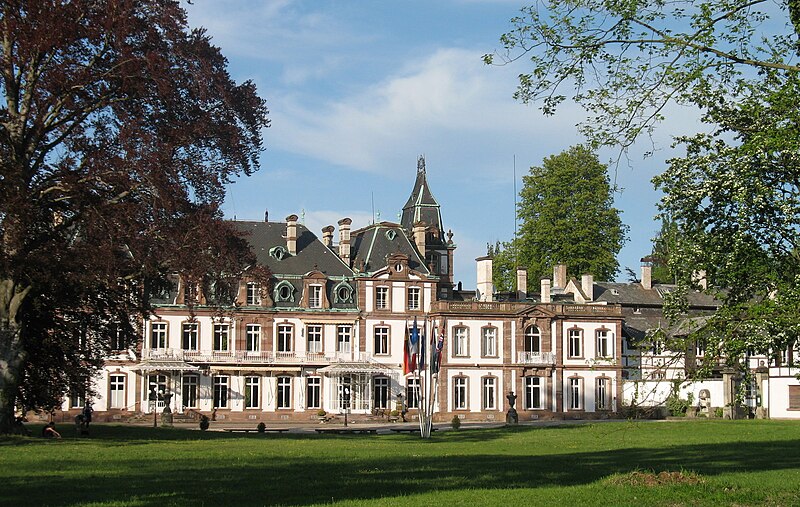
[2,420,800,506]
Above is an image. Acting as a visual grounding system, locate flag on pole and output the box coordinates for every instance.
[410,317,419,371]
[432,320,445,374]
[403,321,411,375]
[419,318,427,370]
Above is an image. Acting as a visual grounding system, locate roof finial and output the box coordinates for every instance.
[417,155,426,174]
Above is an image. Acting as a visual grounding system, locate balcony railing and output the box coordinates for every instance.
[516,352,556,365]
[433,301,621,316]
[143,348,370,365]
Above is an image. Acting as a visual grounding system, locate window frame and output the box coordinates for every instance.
[306,377,322,409]
[277,376,292,409]
[453,326,469,357]
[109,374,126,409]
[375,286,389,310]
[596,376,612,411]
[182,322,198,351]
[213,323,230,352]
[150,322,167,349]
[373,326,390,355]
[336,325,352,354]
[213,375,229,409]
[182,375,199,409]
[568,376,583,410]
[308,284,323,308]
[406,377,420,409]
[245,324,261,353]
[453,376,468,410]
[307,324,323,353]
[244,375,261,409]
[246,282,261,306]
[524,325,541,353]
[277,324,294,353]
[481,326,498,358]
[568,327,583,358]
[596,328,611,358]
[407,286,421,311]
[373,376,390,410]
[482,376,497,410]
[525,376,545,410]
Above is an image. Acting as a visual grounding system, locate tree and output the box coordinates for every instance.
[0,1,269,432]
[648,218,679,284]
[494,146,628,289]
[484,1,800,150]
[487,0,800,367]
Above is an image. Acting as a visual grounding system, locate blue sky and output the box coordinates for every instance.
[186,0,700,289]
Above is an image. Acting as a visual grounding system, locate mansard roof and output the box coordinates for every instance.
[350,222,430,276]
[233,220,353,277]
[593,282,720,309]
[401,156,443,233]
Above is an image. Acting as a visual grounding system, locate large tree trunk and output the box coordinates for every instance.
[0,279,30,434]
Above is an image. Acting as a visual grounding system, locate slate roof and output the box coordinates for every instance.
[400,158,444,233]
[233,220,353,277]
[350,222,430,276]
[593,282,720,308]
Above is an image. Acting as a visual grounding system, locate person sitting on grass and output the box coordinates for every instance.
[42,422,62,439]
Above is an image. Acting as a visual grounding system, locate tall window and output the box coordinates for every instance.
[375,286,388,309]
[182,322,198,351]
[213,323,229,352]
[454,377,468,410]
[336,325,352,353]
[246,324,261,352]
[374,376,389,409]
[306,377,321,409]
[245,376,260,409]
[407,287,421,311]
[307,325,323,353]
[109,375,125,409]
[308,285,322,308]
[482,327,497,357]
[568,329,582,358]
[277,324,293,352]
[453,326,468,357]
[213,376,229,408]
[150,322,167,349]
[596,377,611,411]
[246,282,261,305]
[406,378,420,409]
[525,377,544,409]
[525,326,541,353]
[483,377,497,410]
[182,375,198,409]
[277,376,292,409]
[596,329,611,358]
[110,325,125,351]
[374,326,389,355]
[569,377,582,410]
[147,374,166,403]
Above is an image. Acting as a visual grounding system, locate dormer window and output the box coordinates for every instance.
[246,282,261,306]
[274,281,295,303]
[333,281,354,304]
[394,263,404,273]
[269,245,288,260]
[386,229,397,241]
[309,285,323,308]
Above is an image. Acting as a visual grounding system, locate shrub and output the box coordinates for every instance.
[199,415,210,431]
[257,422,266,433]
[714,407,724,418]
[666,392,693,417]
[451,415,461,430]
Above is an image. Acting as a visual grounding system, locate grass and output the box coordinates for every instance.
[2,420,800,506]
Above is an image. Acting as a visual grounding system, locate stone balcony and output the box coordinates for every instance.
[516,351,556,365]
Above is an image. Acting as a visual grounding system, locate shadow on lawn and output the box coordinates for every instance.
[6,427,800,506]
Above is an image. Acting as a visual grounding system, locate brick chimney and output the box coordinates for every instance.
[286,214,298,255]
[516,267,528,301]
[581,274,594,302]
[476,256,493,302]
[413,221,426,258]
[553,264,567,289]
[321,225,334,248]
[540,277,551,303]
[338,218,352,263]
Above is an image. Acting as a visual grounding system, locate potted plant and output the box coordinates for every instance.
[199,415,210,431]
[317,409,328,422]
[389,410,400,422]
[257,422,266,433]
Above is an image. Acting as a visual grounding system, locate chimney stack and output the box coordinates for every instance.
[338,218,352,263]
[641,258,652,290]
[476,256,493,302]
[286,214,298,255]
[516,267,528,301]
[413,221,426,258]
[581,274,594,302]
[693,270,707,290]
[553,264,567,289]
[540,277,552,303]
[321,225,335,248]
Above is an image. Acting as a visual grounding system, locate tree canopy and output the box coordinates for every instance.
[0,1,269,432]
[488,0,800,369]
[493,145,628,289]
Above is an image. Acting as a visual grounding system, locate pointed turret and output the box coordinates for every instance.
[401,155,444,233]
